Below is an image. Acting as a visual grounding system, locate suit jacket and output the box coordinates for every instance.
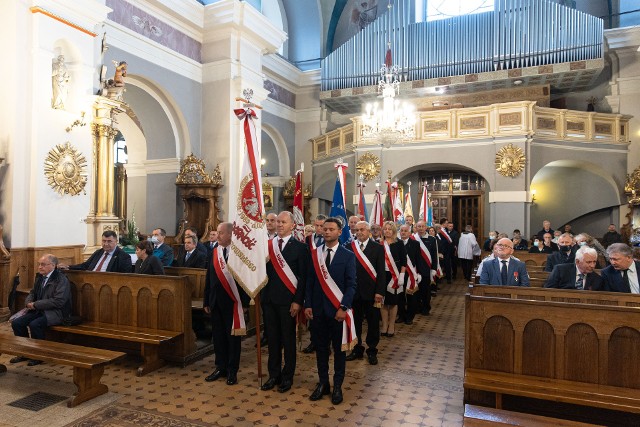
[544,248,576,272]
[348,238,386,301]
[403,238,427,286]
[153,243,174,266]
[69,246,133,273]
[203,248,250,315]
[134,255,165,275]
[479,257,530,286]
[601,261,640,293]
[305,244,357,318]
[25,269,72,326]
[173,249,207,269]
[263,237,309,306]
[305,233,324,249]
[418,234,437,279]
[176,244,208,267]
[544,263,603,290]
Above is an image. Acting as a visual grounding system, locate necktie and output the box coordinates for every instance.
[185,251,191,261]
[326,248,332,265]
[622,269,631,292]
[95,251,109,272]
[210,242,214,249]
[315,236,321,247]
[360,242,365,251]
[278,238,284,251]
[223,247,228,261]
[500,260,508,285]
[39,276,49,299]
[576,273,584,290]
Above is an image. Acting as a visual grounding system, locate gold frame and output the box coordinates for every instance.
[44,142,88,196]
[495,143,526,177]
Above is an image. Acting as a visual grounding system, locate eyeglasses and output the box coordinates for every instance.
[495,244,513,249]
[37,262,53,266]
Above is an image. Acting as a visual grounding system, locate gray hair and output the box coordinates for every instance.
[606,243,632,258]
[185,235,198,245]
[575,246,597,261]
[356,221,370,230]
[279,211,295,222]
[44,254,59,266]
[315,214,327,221]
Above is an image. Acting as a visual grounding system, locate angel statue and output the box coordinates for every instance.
[52,55,70,109]
[100,60,128,101]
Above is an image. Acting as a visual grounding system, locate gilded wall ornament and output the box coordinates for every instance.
[624,165,640,205]
[356,153,381,182]
[176,154,216,185]
[283,177,312,197]
[44,142,88,196]
[495,143,526,177]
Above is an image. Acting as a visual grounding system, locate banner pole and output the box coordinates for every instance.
[255,294,263,387]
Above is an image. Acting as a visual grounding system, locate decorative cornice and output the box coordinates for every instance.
[31,0,111,34]
[605,26,640,51]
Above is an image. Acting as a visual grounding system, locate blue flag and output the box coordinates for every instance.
[329,178,351,244]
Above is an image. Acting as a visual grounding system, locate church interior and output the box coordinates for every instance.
[1,0,640,425]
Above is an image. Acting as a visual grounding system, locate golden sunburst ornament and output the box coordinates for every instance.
[356,152,381,182]
[495,143,526,177]
[44,142,88,195]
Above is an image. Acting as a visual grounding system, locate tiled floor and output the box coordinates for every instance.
[0,280,467,426]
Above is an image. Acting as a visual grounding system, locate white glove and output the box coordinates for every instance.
[398,272,405,285]
[416,274,422,284]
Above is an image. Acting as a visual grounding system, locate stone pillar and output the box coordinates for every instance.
[85,97,126,253]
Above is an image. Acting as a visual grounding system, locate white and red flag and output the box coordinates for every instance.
[370,186,384,227]
[357,181,368,222]
[404,182,414,221]
[293,168,305,242]
[228,104,268,298]
[392,181,404,224]
[418,181,432,225]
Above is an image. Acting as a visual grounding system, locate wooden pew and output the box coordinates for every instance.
[464,285,640,424]
[50,271,196,375]
[0,333,124,407]
[463,404,603,426]
[481,251,548,268]
[164,266,206,309]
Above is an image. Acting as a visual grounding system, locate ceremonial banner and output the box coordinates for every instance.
[293,170,305,242]
[229,106,268,298]
[357,182,368,222]
[383,180,393,221]
[370,189,384,228]
[418,182,432,226]
[392,182,404,224]
[404,185,414,221]
[329,162,352,244]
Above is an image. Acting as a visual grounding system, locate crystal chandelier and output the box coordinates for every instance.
[361,1,415,144]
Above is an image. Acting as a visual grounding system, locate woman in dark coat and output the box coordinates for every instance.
[380,221,406,338]
[134,241,164,275]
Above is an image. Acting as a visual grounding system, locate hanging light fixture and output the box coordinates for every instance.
[361,0,415,145]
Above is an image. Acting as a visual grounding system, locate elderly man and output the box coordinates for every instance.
[10,254,72,366]
[151,227,174,266]
[479,238,529,286]
[535,220,554,240]
[63,230,132,272]
[602,224,622,248]
[370,223,382,242]
[305,214,326,249]
[348,215,360,243]
[544,246,603,290]
[345,221,385,365]
[265,212,278,239]
[399,223,424,324]
[601,243,640,293]
[173,235,207,268]
[544,233,576,272]
[413,220,437,314]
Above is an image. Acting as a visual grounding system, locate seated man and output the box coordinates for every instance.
[544,246,603,290]
[602,224,622,248]
[528,234,554,253]
[479,238,529,286]
[512,235,528,251]
[62,230,132,272]
[10,254,72,366]
[535,219,554,240]
[544,233,576,272]
[151,227,174,266]
[173,235,207,269]
[601,243,640,293]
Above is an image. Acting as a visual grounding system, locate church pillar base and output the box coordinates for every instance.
[84,215,121,256]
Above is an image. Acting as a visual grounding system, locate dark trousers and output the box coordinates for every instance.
[312,314,346,387]
[417,281,432,314]
[211,305,241,374]
[263,302,297,382]
[451,254,458,279]
[352,298,380,356]
[396,292,407,321]
[460,258,474,281]
[12,310,48,340]
[442,256,452,282]
[404,292,418,321]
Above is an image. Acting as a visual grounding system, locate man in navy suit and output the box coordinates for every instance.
[601,243,640,293]
[544,233,576,272]
[63,230,132,273]
[479,238,530,286]
[305,217,356,405]
[151,228,174,266]
[544,246,603,290]
[302,214,327,354]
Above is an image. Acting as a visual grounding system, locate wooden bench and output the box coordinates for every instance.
[49,271,196,375]
[164,266,206,309]
[0,333,124,407]
[463,404,603,426]
[464,286,640,424]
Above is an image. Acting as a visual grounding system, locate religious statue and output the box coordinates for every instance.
[101,60,128,101]
[51,55,70,109]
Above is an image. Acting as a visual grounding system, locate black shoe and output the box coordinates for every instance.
[405,320,413,325]
[302,343,315,354]
[260,336,268,347]
[380,332,388,337]
[10,356,27,364]
[345,351,363,361]
[309,383,330,401]
[421,309,430,315]
[261,377,281,391]
[27,359,42,366]
[205,369,227,382]
[395,317,405,324]
[331,386,344,405]
[278,380,292,393]
[226,372,238,385]
[367,354,378,365]
[387,333,394,338]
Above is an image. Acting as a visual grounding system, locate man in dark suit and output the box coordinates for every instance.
[413,220,436,314]
[544,233,576,272]
[447,222,460,281]
[399,224,424,324]
[10,254,72,366]
[177,227,208,261]
[544,246,603,290]
[302,214,326,354]
[260,212,308,393]
[305,217,356,405]
[345,221,385,365]
[63,230,132,272]
[601,243,640,293]
[535,219,555,240]
[173,235,207,269]
[203,222,250,385]
[151,227,174,266]
[479,238,530,286]
[436,221,453,284]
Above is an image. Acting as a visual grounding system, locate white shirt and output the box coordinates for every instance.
[358,239,369,251]
[324,242,340,264]
[277,234,292,247]
[625,262,639,294]
[94,250,113,272]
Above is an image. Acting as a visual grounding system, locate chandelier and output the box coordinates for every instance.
[361,1,415,144]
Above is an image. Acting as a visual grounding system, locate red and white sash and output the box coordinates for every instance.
[439,228,452,243]
[310,247,356,352]
[383,241,402,293]
[213,247,246,336]
[267,238,298,295]
[405,252,419,294]
[351,240,377,282]
[411,233,433,269]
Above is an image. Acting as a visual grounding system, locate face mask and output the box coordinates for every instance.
[552,237,558,243]
[489,235,496,240]
[558,245,571,252]
[150,236,159,244]
[578,241,587,247]
[534,240,540,246]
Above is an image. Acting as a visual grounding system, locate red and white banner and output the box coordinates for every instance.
[392,182,404,223]
[351,240,377,281]
[293,169,305,242]
[383,241,401,292]
[370,189,384,227]
[229,107,268,298]
[267,238,298,295]
[411,232,434,269]
[418,182,429,222]
[213,247,246,335]
[405,254,419,294]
